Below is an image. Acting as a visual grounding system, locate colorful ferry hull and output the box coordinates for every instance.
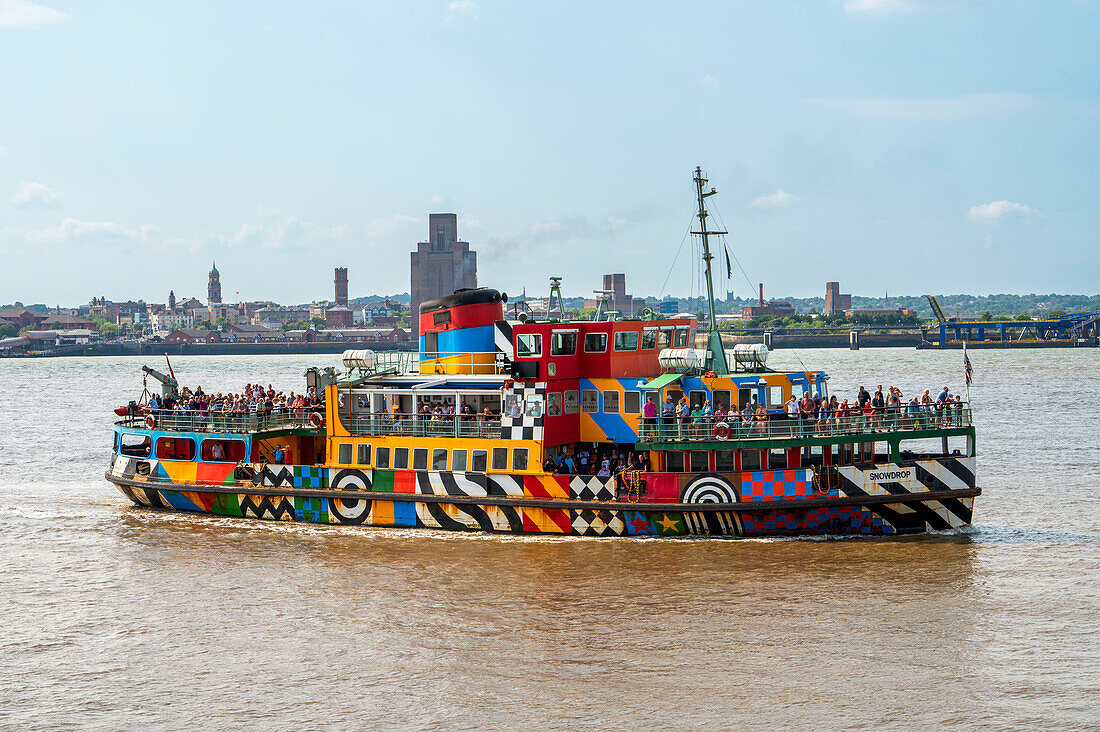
[107,453,978,537]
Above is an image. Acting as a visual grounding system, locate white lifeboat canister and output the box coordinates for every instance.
[342,349,378,371]
[658,348,708,372]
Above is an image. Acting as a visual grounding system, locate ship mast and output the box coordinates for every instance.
[692,166,730,375]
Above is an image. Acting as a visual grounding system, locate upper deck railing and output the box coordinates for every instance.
[116,409,321,434]
[638,406,972,444]
[339,413,503,439]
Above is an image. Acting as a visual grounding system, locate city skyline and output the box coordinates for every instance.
[1,1,1097,304]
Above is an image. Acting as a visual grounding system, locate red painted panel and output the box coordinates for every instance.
[196,462,235,485]
[419,301,504,334]
[620,473,681,503]
[394,471,416,494]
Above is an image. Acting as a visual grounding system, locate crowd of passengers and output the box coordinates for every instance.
[641,384,968,437]
[143,383,324,417]
[543,446,648,477]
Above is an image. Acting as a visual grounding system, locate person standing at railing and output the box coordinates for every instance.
[740,402,755,437]
[690,403,705,439]
[785,394,799,436]
[753,401,768,435]
[642,396,657,439]
[798,392,815,437]
[662,395,676,439]
[871,387,885,432]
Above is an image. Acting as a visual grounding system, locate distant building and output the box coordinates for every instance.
[741,283,797,319]
[657,300,679,316]
[168,290,176,310]
[845,308,914,317]
[151,310,195,332]
[325,306,354,329]
[335,267,348,307]
[164,328,220,344]
[208,262,222,305]
[825,281,852,316]
[410,213,477,336]
[0,306,49,331]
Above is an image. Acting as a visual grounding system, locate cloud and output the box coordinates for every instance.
[0,0,71,28]
[699,75,721,89]
[843,0,920,15]
[223,214,347,251]
[749,190,801,209]
[967,200,1039,222]
[0,145,6,156]
[819,93,1031,121]
[445,0,478,21]
[366,213,418,239]
[12,180,60,207]
[17,218,153,247]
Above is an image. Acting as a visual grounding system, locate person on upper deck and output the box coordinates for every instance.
[857,386,870,409]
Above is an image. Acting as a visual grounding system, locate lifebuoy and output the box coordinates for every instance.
[713,421,730,440]
[309,412,324,428]
[144,414,157,430]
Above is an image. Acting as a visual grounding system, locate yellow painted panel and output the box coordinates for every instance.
[160,460,198,484]
[370,500,394,526]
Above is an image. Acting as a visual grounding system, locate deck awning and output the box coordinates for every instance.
[638,373,684,391]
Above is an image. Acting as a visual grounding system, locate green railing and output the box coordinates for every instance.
[342,413,503,439]
[637,407,972,443]
[117,409,321,434]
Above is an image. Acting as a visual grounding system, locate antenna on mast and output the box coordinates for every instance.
[691,166,730,375]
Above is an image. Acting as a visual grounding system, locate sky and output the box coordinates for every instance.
[0,0,1097,306]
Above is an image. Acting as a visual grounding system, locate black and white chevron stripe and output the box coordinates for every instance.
[836,458,976,532]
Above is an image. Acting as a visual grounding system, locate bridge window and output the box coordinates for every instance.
[452,449,468,471]
[376,446,391,469]
[472,450,488,472]
[432,448,448,471]
[581,390,599,413]
[551,331,577,356]
[338,443,352,464]
[156,437,195,461]
[675,328,689,348]
[603,390,620,413]
[413,448,428,470]
[516,333,541,358]
[658,328,673,348]
[624,391,641,414]
[614,331,638,351]
[584,332,608,352]
[202,439,246,462]
[641,328,658,350]
[120,434,151,458]
[492,447,508,470]
[512,448,528,471]
[394,447,409,470]
[357,444,372,466]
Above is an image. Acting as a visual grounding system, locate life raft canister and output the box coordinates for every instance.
[144,414,157,430]
[713,421,731,440]
[309,412,324,428]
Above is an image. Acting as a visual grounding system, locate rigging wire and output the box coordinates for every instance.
[658,210,698,300]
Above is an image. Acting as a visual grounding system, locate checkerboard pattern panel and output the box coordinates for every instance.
[500,382,546,441]
[741,506,895,537]
[740,469,814,502]
[292,466,328,489]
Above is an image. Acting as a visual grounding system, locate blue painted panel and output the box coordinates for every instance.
[394,500,416,527]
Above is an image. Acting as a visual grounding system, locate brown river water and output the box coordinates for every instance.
[0,349,1096,730]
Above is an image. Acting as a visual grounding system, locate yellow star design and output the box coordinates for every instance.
[656,513,680,533]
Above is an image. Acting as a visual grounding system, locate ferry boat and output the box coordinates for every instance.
[107,169,980,537]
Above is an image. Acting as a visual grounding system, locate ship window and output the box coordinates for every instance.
[658,328,673,348]
[156,437,195,461]
[394,447,409,470]
[452,449,468,472]
[413,448,428,470]
[768,448,786,469]
[433,310,451,325]
[768,385,784,408]
[741,449,761,471]
[547,393,562,417]
[581,390,599,413]
[525,396,543,418]
[675,328,689,348]
[584,333,607,352]
[689,390,706,409]
[338,443,352,464]
[472,450,488,472]
[641,328,658,350]
[516,333,541,358]
[120,434,151,458]
[689,451,710,472]
[613,331,638,351]
[603,390,620,413]
[737,388,754,410]
[563,390,579,414]
[432,448,448,471]
[201,439,246,462]
[512,448,528,471]
[624,391,641,414]
[492,447,508,470]
[551,332,577,356]
[792,383,806,399]
[715,449,736,471]
[712,390,731,412]
[357,444,372,466]
[666,451,685,472]
[113,433,118,452]
[376,446,391,469]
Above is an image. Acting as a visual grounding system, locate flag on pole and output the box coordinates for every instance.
[963,344,973,386]
[724,244,732,279]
